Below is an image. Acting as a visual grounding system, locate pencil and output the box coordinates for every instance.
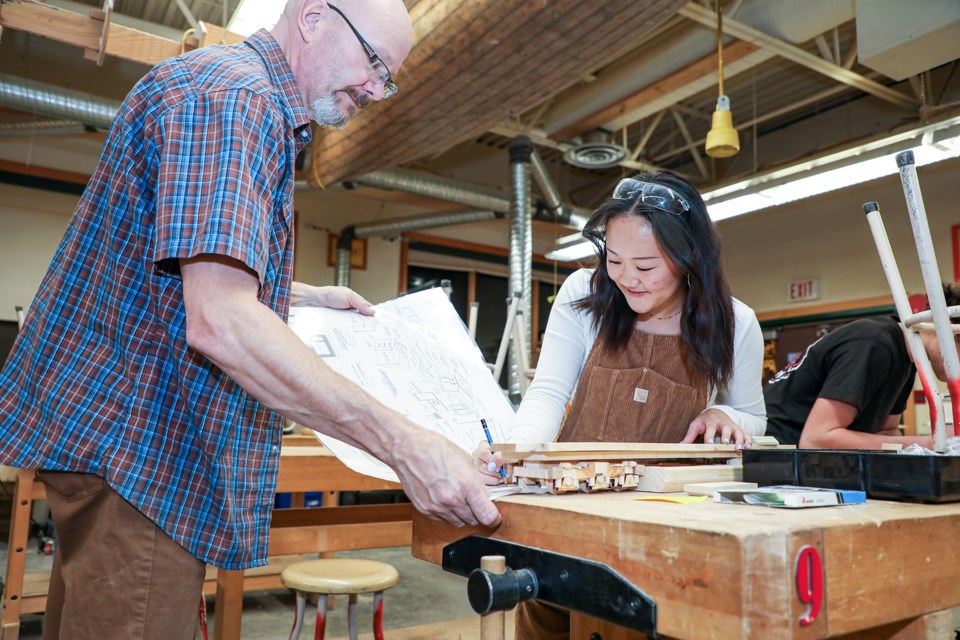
[481,418,507,479]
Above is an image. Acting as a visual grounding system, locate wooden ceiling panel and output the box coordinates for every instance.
[309,0,687,186]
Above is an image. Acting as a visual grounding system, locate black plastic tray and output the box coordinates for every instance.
[742,448,798,486]
[798,449,868,491]
[864,453,960,503]
[743,448,960,503]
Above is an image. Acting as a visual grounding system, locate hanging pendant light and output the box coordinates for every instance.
[705,1,740,158]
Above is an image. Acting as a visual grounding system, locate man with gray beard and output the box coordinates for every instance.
[0,1,500,637]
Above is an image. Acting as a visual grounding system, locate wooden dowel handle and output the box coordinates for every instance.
[480,555,507,640]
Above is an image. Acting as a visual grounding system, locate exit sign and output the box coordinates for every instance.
[788,278,820,302]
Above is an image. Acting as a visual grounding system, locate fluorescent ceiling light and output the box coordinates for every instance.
[227,0,283,36]
[545,234,595,262]
[546,116,960,259]
[546,116,960,262]
[702,115,960,222]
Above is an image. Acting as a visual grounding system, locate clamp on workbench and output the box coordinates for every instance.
[443,535,658,637]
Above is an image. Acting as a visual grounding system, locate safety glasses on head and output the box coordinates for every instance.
[611,178,690,215]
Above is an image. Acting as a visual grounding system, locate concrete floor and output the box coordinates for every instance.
[1,538,478,639]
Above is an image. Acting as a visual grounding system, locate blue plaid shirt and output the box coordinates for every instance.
[0,31,310,570]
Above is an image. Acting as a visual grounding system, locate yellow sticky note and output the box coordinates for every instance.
[633,495,708,504]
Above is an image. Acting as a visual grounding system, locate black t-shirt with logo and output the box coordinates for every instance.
[764,317,915,446]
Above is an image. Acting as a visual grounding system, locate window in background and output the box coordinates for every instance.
[474,273,510,389]
[0,321,19,369]
[406,266,470,320]
[405,264,564,388]
[535,280,559,365]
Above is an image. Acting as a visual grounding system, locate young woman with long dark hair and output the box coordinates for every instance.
[477,171,767,639]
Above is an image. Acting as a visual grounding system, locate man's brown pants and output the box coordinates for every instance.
[38,471,206,640]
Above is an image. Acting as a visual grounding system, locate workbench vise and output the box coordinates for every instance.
[468,564,539,614]
[443,535,658,637]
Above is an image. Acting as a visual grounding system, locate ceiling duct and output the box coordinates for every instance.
[563,130,628,169]
[0,74,117,130]
[350,209,501,238]
[0,118,88,137]
[856,0,960,81]
[0,74,590,225]
[347,168,512,214]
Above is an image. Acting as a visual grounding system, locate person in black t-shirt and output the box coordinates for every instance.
[764,284,960,449]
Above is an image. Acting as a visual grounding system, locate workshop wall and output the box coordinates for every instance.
[0,184,407,322]
[0,184,76,322]
[1,156,957,322]
[720,156,960,313]
[291,188,411,305]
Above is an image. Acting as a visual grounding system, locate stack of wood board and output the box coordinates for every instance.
[494,442,781,494]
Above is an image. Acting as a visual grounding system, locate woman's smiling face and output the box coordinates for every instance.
[604,214,684,319]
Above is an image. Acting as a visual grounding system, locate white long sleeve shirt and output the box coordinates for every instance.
[511,269,767,443]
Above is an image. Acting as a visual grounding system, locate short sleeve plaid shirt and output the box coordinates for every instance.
[0,31,311,570]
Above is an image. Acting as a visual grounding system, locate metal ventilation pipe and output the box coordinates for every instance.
[0,119,88,137]
[530,149,592,229]
[0,74,118,129]
[530,150,562,217]
[333,209,503,286]
[346,167,593,230]
[354,209,500,238]
[507,136,534,402]
[295,180,347,191]
[334,230,354,287]
[0,75,595,230]
[346,168,512,214]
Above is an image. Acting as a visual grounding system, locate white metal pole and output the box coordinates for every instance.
[864,202,946,449]
[896,151,960,437]
[492,294,520,385]
[468,301,479,341]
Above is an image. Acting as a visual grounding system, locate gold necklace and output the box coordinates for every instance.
[651,308,681,321]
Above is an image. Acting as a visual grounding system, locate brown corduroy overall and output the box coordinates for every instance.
[514,329,708,640]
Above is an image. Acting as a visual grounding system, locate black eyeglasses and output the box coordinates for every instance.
[612,178,690,215]
[327,3,399,99]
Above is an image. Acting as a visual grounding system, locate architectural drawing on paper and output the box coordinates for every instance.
[311,335,335,358]
[287,288,515,482]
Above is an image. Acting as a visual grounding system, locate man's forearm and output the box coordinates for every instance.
[180,256,501,529]
[182,262,411,467]
[203,296,408,459]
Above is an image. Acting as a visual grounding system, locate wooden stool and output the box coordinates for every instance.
[280,558,399,640]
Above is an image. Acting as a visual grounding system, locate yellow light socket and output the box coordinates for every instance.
[705,96,740,158]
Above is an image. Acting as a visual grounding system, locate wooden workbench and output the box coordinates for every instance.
[413,491,960,639]
[1,442,411,640]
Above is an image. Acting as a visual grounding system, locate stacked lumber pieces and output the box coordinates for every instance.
[495,439,784,494]
[512,461,642,494]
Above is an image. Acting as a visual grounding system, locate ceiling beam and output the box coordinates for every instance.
[310,0,689,187]
[814,34,835,65]
[0,2,242,67]
[551,39,764,141]
[630,110,666,160]
[1,2,101,51]
[668,108,708,179]
[678,2,918,111]
[671,102,710,123]
[651,74,883,163]
[45,0,183,41]
[842,41,858,69]
[173,0,202,34]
